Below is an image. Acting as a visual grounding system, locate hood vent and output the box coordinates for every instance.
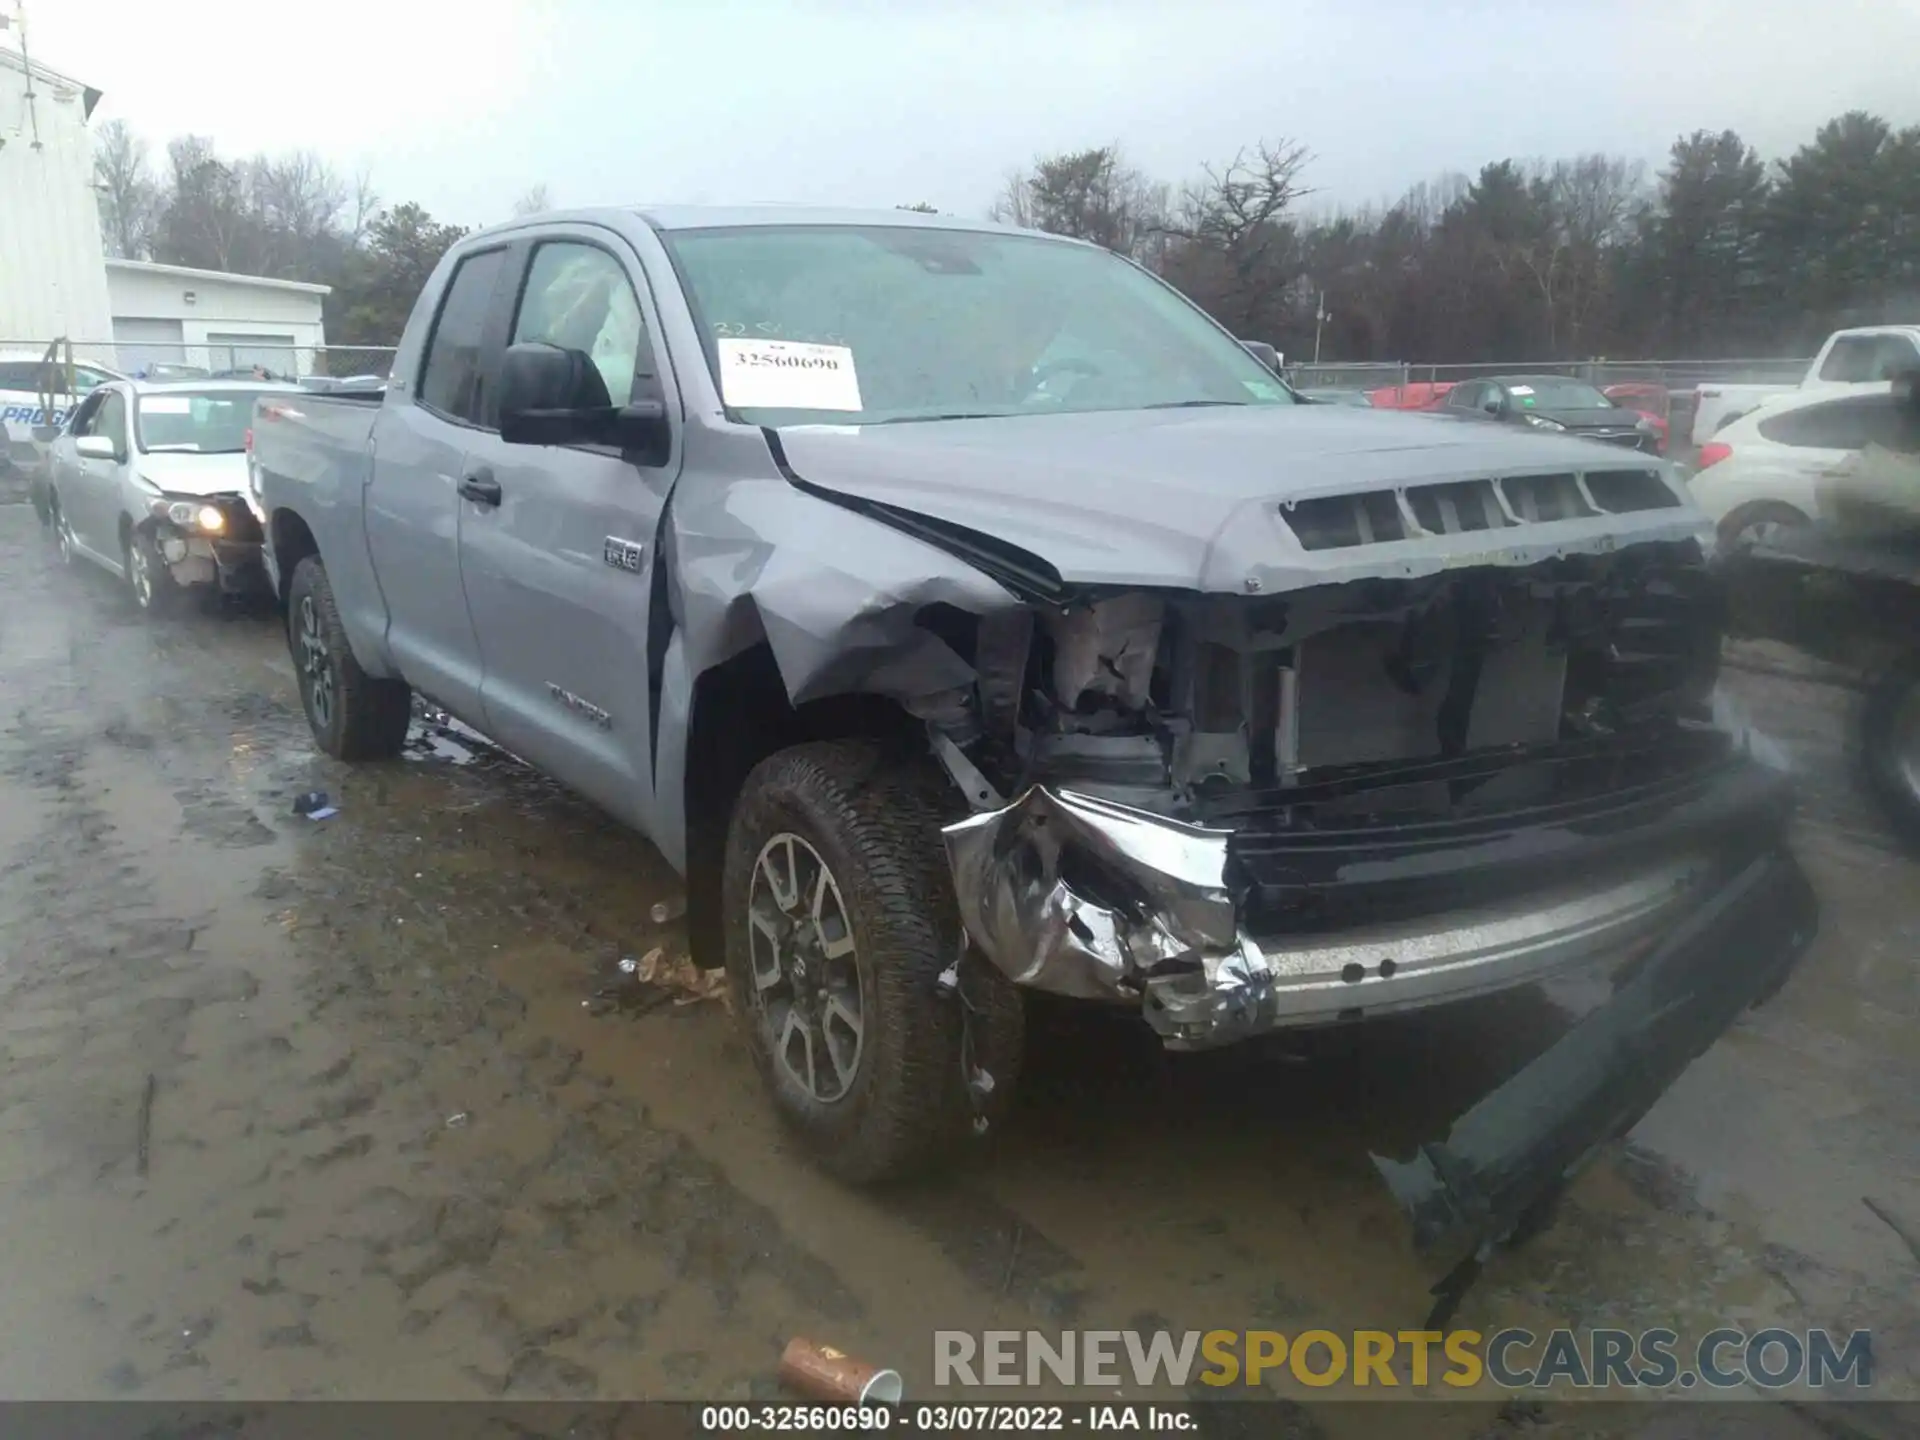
[1281,469,1677,552]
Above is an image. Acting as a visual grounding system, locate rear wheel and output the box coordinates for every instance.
[1862,665,1920,846]
[721,739,1022,1182]
[287,555,412,760]
[1718,500,1809,551]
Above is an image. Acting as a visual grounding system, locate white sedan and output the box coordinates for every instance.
[44,380,300,616]
[1686,386,1919,548]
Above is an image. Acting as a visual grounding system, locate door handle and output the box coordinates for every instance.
[457,468,502,507]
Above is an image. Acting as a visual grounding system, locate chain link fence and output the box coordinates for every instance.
[0,340,399,384]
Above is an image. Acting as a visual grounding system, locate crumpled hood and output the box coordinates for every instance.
[774,405,1699,594]
[135,451,248,498]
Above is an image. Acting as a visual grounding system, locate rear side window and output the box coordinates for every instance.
[0,362,41,390]
[1819,335,1920,383]
[1758,395,1913,451]
[419,248,508,426]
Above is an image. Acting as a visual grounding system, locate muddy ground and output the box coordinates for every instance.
[0,501,1915,1432]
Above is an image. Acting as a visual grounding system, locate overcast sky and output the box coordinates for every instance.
[20,0,1920,228]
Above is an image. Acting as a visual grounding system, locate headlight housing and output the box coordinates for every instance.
[1522,413,1567,432]
[149,497,227,533]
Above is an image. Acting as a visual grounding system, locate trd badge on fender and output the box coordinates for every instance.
[603,537,647,573]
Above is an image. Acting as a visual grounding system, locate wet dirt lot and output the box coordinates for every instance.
[0,501,1915,1431]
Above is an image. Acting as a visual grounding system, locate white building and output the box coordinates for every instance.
[2,41,330,376]
[0,46,114,349]
[106,259,330,376]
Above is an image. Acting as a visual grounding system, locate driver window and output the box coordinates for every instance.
[67,391,107,435]
[511,242,651,407]
[95,391,128,453]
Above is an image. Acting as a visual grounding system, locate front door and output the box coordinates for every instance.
[71,388,133,565]
[458,230,683,828]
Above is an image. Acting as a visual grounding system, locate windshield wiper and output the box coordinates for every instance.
[142,444,208,452]
[868,412,1009,425]
[1143,399,1252,409]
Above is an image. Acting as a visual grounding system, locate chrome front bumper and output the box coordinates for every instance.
[942,771,1770,1050]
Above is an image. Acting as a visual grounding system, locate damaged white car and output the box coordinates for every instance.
[250,208,1817,1294]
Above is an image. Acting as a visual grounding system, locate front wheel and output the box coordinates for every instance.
[126,529,186,617]
[721,740,1023,1182]
[286,555,412,760]
[1862,665,1920,847]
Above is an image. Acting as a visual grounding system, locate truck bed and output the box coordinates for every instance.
[251,391,382,500]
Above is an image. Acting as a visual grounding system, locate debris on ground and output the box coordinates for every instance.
[587,946,729,1017]
[135,1073,157,1178]
[291,791,334,819]
[650,895,687,926]
[445,1112,469,1129]
[402,709,486,766]
[778,1336,903,1404]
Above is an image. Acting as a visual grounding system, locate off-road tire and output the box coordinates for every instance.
[126,528,186,618]
[1717,500,1809,551]
[721,739,1023,1183]
[287,555,412,761]
[1861,664,1920,847]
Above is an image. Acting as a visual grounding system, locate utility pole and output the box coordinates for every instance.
[1312,290,1330,365]
[3,0,45,149]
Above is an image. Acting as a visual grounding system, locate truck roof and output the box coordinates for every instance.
[477,204,1079,244]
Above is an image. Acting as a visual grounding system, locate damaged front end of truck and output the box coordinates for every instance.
[717,425,1818,1311]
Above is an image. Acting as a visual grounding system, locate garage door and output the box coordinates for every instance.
[111,317,187,375]
[204,332,300,374]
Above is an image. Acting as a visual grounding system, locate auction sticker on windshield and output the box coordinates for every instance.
[717,339,863,411]
[142,396,194,414]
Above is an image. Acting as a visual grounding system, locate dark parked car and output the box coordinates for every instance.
[1443,374,1662,453]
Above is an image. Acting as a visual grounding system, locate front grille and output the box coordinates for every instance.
[1280,468,1680,551]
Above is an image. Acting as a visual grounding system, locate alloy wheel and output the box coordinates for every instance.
[297,593,335,731]
[746,831,865,1103]
[128,542,155,608]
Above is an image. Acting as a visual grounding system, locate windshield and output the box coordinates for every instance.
[1507,379,1613,409]
[135,390,271,454]
[662,225,1296,425]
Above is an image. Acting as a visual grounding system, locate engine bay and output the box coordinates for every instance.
[935,539,1724,818]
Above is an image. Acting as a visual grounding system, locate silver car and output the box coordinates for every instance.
[45,380,297,615]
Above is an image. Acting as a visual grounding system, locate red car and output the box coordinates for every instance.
[1602,383,1671,455]
[1365,380,1456,411]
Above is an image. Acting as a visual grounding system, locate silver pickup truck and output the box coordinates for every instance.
[252,206,1815,1291]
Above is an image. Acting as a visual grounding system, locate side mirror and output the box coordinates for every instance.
[75,435,117,460]
[498,342,670,464]
[1239,340,1280,373]
[1482,397,1503,416]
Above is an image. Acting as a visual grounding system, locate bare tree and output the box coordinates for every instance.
[348,169,380,248]
[92,119,159,259]
[990,145,1169,261]
[513,183,553,218]
[1162,140,1315,338]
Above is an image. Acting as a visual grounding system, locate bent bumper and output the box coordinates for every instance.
[1375,844,1815,1258]
[941,732,1801,1051]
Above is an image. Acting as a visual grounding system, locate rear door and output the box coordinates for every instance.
[364,244,515,721]
[456,227,683,827]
